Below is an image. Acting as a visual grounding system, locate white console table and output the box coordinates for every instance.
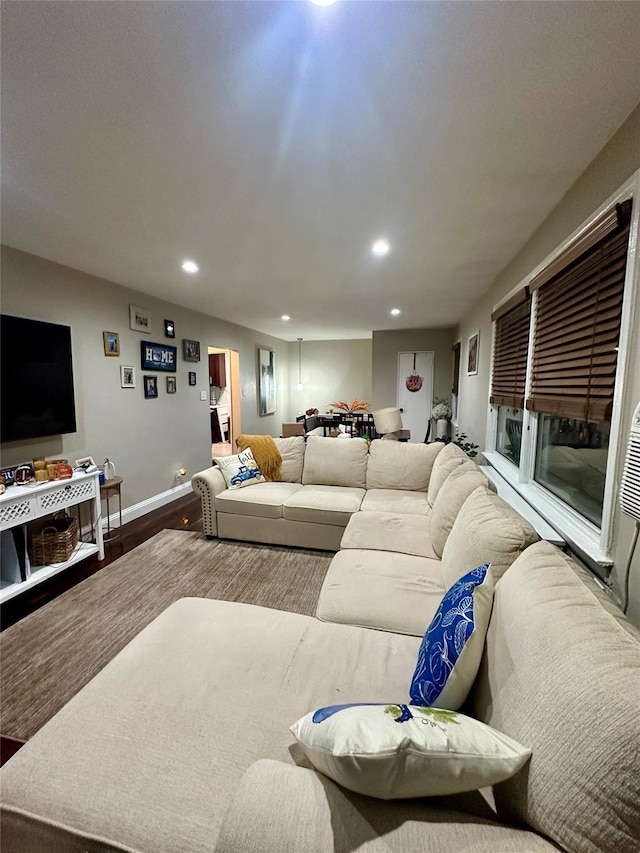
[0,471,104,604]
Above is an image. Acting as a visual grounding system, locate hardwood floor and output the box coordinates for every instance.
[0,492,203,632]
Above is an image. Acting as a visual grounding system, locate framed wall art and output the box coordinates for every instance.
[467,331,479,376]
[103,331,120,356]
[183,339,200,362]
[166,376,177,394]
[258,347,276,416]
[141,341,177,372]
[129,304,152,334]
[164,319,175,338]
[188,371,197,386]
[121,365,136,388]
[144,375,158,399]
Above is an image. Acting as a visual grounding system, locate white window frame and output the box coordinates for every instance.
[484,169,640,566]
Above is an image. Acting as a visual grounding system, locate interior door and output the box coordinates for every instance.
[397,352,434,443]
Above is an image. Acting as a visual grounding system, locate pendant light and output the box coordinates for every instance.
[296,338,303,391]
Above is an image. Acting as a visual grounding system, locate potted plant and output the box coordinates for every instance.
[431,398,453,440]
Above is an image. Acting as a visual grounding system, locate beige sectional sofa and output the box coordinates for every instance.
[2,437,638,852]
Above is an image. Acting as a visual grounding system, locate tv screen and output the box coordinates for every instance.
[1,315,77,443]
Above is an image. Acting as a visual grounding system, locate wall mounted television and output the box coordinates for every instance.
[1,314,77,443]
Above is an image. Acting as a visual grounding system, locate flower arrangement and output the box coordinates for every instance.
[431,397,453,419]
[330,399,370,413]
[306,407,319,416]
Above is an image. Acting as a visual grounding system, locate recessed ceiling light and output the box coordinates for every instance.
[309,0,338,6]
[372,239,390,257]
[390,308,401,316]
[281,315,291,321]
[181,260,199,274]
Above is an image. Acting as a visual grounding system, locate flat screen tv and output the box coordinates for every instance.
[1,314,77,443]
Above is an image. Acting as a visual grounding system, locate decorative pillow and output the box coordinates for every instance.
[410,563,494,709]
[213,449,264,490]
[290,702,531,799]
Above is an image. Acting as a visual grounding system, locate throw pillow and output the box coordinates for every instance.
[410,563,493,709]
[290,702,531,799]
[213,449,264,490]
[235,434,282,481]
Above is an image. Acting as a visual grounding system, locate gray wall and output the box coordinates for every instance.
[456,103,640,626]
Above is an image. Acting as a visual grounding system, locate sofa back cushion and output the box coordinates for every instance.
[302,435,369,489]
[441,486,538,589]
[427,443,469,507]
[366,440,443,492]
[429,462,490,558]
[471,540,640,853]
[274,436,305,483]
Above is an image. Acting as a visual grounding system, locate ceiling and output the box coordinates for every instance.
[2,2,639,341]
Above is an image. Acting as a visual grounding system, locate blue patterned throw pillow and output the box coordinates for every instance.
[410,563,494,710]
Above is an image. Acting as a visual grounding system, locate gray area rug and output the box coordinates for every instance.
[1,530,333,741]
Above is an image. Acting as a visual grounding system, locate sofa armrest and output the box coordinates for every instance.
[191,466,226,537]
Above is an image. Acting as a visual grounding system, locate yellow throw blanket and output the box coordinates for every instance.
[235,434,282,482]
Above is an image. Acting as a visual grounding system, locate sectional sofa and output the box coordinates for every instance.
[1,438,638,852]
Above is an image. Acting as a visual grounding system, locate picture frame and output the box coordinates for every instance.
[182,339,201,362]
[467,331,479,376]
[166,376,177,394]
[144,375,158,399]
[129,304,152,334]
[120,365,136,388]
[75,456,96,469]
[103,331,120,356]
[141,341,177,372]
[258,347,276,416]
[164,319,175,339]
[188,371,197,386]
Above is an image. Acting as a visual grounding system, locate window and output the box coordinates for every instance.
[451,341,461,421]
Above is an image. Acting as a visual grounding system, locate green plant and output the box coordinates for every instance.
[453,432,479,458]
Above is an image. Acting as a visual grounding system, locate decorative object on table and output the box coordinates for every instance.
[32,457,48,482]
[236,434,282,481]
[143,375,158,398]
[29,511,79,566]
[182,339,201,362]
[467,331,479,375]
[330,399,370,414]
[141,341,177,372]
[129,304,152,334]
[164,319,175,338]
[166,376,177,394]
[120,365,136,388]
[258,347,276,415]
[102,331,120,357]
[75,456,97,470]
[432,397,453,441]
[306,407,319,416]
[405,353,423,392]
[188,371,197,386]
[103,458,116,481]
[15,463,34,485]
[1,467,16,487]
[54,461,73,480]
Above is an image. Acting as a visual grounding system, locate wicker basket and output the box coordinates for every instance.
[29,511,79,565]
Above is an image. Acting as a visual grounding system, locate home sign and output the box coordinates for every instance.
[140,341,177,372]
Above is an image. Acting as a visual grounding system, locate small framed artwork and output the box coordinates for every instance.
[141,341,177,372]
[164,319,175,339]
[467,331,479,376]
[188,371,197,386]
[166,376,177,394]
[129,304,152,334]
[121,365,136,388]
[183,339,200,362]
[75,456,96,469]
[103,331,120,356]
[144,375,158,398]
[258,347,276,416]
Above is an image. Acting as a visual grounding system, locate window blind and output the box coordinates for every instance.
[526,201,632,423]
[490,288,531,409]
[452,342,461,397]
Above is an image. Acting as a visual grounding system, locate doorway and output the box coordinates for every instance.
[208,347,241,459]
[397,352,434,443]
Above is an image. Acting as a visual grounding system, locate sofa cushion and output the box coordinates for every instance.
[430,462,490,558]
[340,511,436,559]
[302,435,368,489]
[290,702,530,800]
[213,449,264,489]
[283,486,365,526]
[427,442,469,507]
[441,486,538,589]
[366,440,443,492]
[360,489,431,516]
[215,482,303,518]
[316,549,445,636]
[410,564,494,710]
[274,436,305,483]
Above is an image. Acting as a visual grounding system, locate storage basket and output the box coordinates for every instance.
[29,511,79,565]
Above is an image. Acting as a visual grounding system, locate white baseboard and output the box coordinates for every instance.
[101,481,193,532]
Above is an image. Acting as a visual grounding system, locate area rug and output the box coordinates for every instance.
[0,530,333,741]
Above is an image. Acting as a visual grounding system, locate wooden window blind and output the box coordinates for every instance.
[490,288,531,409]
[526,201,632,423]
[452,342,461,397]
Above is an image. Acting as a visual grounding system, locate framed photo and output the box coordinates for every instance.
[75,456,96,469]
[103,331,120,356]
[258,347,276,416]
[166,376,177,394]
[164,319,175,338]
[188,371,197,386]
[120,365,136,388]
[141,341,177,372]
[182,339,200,362]
[129,304,152,334]
[144,375,158,399]
[467,331,479,376]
